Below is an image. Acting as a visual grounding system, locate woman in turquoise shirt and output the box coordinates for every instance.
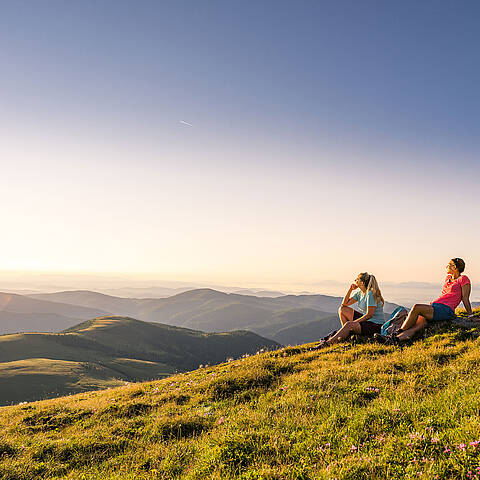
[312,272,385,349]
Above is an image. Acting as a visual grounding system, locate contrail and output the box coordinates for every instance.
[179,120,193,127]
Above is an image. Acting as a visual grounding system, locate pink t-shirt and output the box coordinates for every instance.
[432,274,471,311]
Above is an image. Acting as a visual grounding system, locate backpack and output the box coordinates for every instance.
[381,306,408,336]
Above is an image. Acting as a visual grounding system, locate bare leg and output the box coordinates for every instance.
[327,321,362,344]
[397,304,433,340]
[338,305,355,326]
[397,316,427,340]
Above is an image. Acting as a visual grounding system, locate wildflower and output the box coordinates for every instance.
[470,440,480,448]
[431,437,440,443]
[350,445,357,452]
[457,443,466,451]
[218,416,225,425]
[443,447,451,454]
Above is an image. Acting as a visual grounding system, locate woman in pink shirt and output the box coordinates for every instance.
[394,258,474,342]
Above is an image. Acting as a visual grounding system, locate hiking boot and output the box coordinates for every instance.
[309,340,328,351]
[373,333,398,346]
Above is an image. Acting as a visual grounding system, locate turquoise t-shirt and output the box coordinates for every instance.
[351,290,385,325]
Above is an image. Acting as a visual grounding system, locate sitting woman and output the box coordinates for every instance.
[393,258,474,343]
[312,272,385,348]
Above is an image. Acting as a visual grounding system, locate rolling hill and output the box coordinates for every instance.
[0,316,280,405]
[26,289,400,344]
[0,292,109,334]
[0,310,479,479]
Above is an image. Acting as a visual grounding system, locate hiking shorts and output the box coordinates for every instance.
[352,310,363,321]
[432,302,456,322]
[359,320,382,336]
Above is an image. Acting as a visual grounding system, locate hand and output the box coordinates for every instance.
[349,283,358,291]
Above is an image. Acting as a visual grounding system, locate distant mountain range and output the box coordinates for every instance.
[0,288,401,344]
[0,316,280,405]
[100,286,286,298]
[0,292,109,334]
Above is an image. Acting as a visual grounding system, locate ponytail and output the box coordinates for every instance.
[359,272,384,305]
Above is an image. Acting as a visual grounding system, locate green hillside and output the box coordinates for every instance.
[0,317,280,406]
[0,310,479,479]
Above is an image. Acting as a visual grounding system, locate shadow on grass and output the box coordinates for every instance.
[22,408,92,432]
[0,441,17,458]
[208,360,294,401]
[32,438,128,466]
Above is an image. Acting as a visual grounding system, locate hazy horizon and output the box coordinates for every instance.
[1,270,478,306]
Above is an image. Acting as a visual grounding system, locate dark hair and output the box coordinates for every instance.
[452,258,466,273]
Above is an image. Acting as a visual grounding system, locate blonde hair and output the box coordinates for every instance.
[358,272,384,305]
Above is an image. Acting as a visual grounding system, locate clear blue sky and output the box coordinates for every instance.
[1,1,479,286]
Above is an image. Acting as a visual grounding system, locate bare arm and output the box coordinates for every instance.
[462,283,473,317]
[354,305,376,322]
[341,284,358,307]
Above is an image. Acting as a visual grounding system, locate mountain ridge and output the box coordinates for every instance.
[24,288,400,344]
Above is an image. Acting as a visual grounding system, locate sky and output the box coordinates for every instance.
[1,0,479,292]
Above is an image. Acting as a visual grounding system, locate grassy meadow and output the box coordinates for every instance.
[1,309,480,479]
